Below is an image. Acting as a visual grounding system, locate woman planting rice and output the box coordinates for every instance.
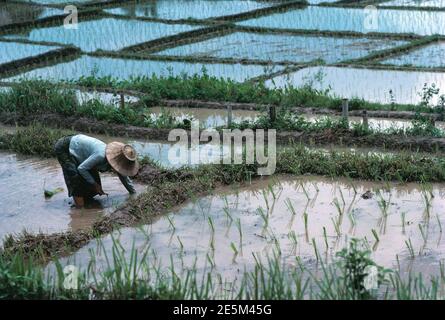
[54,134,139,208]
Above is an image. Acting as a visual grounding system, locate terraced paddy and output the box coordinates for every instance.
[5,18,200,52]
[156,32,408,63]
[266,66,445,105]
[2,0,445,301]
[5,55,279,82]
[382,42,445,67]
[104,0,273,20]
[239,6,445,35]
[0,41,59,65]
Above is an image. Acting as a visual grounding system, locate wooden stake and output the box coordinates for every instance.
[227,104,232,127]
[362,110,369,129]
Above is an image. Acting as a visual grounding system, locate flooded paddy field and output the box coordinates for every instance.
[4,55,281,82]
[381,0,445,8]
[17,0,110,4]
[156,32,408,63]
[54,175,445,284]
[238,6,445,36]
[382,41,445,67]
[0,2,64,26]
[2,0,445,300]
[104,0,273,20]
[148,106,445,131]
[0,40,59,65]
[266,66,445,105]
[4,18,200,52]
[75,90,140,106]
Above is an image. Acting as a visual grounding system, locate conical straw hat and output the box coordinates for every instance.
[105,142,140,177]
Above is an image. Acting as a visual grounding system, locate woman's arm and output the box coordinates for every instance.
[77,153,106,185]
[117,174,136,194]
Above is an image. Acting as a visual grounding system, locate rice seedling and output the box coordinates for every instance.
[206,253,215,270]
[267,183,277,201]
[421,184,434,219]
[333,198,344,217]
[300,182,311,201]
[222,206,233,223]
[207,216,215,235]
[288,230,298,248]
[323,227,329,251]
[236,218,243,252]
[230,242,239,263]
[338,187,346,207]
[347,208,356,227]
[371,229,380,243]
[261,189,270,212]
[43,187,64,198]
[303,212,309,241]
[285,198,297,216]
[311,238,320,262]
[376,190,390,218]
[436,214,442,234]
[331,217,341,237]
[401,211,407,233]
[418,224,428,246]
[273,237,281,256]
[167,215,176,232]
[347,177,358,195]
[257,207,269,231]
[177,236,184,255]
[405,238,416,259]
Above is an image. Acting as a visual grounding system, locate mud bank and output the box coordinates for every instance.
[0,112,172,141]
[2,111,445,153]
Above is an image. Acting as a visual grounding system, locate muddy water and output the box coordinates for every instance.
[303,114,445,131]
[148,107,260,128]
[148,107,445,131]
[0,151,145,242]
[58,175,445,282]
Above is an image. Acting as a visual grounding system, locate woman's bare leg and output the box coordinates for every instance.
[73,196,85,208]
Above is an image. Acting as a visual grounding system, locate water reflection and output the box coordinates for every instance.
[0,2,63,27]
[105,0,271,20]
[267,66,445,105]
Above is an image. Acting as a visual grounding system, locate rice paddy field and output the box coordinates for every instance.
[2,0,445,302]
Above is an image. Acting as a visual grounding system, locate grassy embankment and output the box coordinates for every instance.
[0,79,443,138]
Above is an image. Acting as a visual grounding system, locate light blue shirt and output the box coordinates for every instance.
[69,134,136,193]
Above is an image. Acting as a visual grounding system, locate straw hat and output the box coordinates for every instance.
[105,142,140,177]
